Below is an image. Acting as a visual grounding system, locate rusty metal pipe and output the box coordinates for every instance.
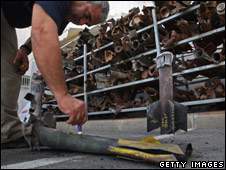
[156,52,174,134]
[196,2,211,17]
[77,39,84,47]
[105,50,116,63]
[132,40,140,50]
[159,6,170,19]
[129,20,134,28]
[122,37,131,52]
[211,12,225,29]
[144,87,157,97]
[108,70,128,79]
[211,52,224,63]
[194,48,212,62]
[142,32,154,46]
[217,2,225,17]
[114,45,123,53]
[148,64,158,77]
[131,40,144,55]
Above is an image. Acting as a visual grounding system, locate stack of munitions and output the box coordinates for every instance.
[45,1,225,114]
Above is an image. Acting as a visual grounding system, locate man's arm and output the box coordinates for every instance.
[31,3,87,125]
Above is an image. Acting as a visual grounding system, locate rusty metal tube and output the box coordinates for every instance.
[194,48,212,61]
[196,2,210,17]
[152,6,161,56]
[114,45,123,53]
[77,39,84,47]
[142,32,150,41]
[217,3,225,16]
[144,87,157,97]
[156,52,174,134]
[109,70,128,79]
[217,3,225,26]
[211,52,224,63]
[159,6,170,19]
[131,40,144,55]
[148,64,158,77]
[122,37,131,52]
[142,32,154,46]
[132,40,140,50]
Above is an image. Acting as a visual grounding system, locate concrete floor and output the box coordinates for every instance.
[1,111,225,169]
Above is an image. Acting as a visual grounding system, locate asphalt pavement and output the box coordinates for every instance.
[1,124,225,169]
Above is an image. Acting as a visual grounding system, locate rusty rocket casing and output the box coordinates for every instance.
[31,118,191,163]
[158,52,174,134]
[25,73,44,117]
[147,52,187,134]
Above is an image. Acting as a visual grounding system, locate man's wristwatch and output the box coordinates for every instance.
[20,44,32,55]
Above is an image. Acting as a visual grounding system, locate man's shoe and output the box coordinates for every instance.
[1,137,29,149]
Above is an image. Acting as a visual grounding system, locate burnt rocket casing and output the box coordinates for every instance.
[147,52,187,134]
[30,73,44,117]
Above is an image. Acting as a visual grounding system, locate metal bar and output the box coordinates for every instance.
[88,107,147,116]
[66,74,83,82]
[176,77,225,87]
[87,77,159,95]
[136,25,154,34]
[181,98,225,106]
[152,6,161,56]
[43,104,58,108]
[73,93,85,98]
[175,77,208,87]
[55,107,147,118]
[45,92,85,103]
[53,97,225,118]
[66,65,111,82]
[65,27,225,83]
[83,44,88,112]
[173,61,225,77]
[60,37,79,49]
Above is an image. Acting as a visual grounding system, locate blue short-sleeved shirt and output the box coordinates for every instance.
[1,1,71,35]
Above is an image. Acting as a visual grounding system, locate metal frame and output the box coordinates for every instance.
[44,3,225,117]
[83,44,88,111]
[45,97,225,118]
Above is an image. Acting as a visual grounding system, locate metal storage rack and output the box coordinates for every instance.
[44,3,225,118]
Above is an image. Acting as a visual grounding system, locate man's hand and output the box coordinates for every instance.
[13,47,29,75]
[57,93,87,126]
